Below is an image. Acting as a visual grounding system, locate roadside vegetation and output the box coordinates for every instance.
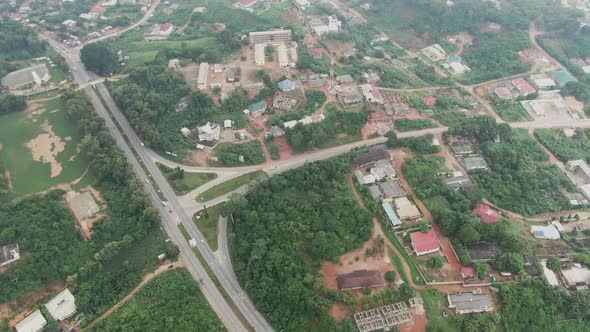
[193,203,225,251]
[394,118,437,132]
[196,171,267,203]
[157,163,217,195]
[89,268,225,331]
[535,128,590,163]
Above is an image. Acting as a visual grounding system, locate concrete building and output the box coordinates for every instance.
[277,44,289,68]
[237,0,257,8]
[144,22,174,39]
[1,64,50,90]
[552,70,578,87]
[448,292,493,315]
[450,141,474,155]
[45,289,76,321]
[420,44,447,62]
[494,87,512,100]
[360,84,383,104]
[410,229,439,256]
[459,155,488,171]
[533,77,557,89]
[62,19,77,29]
[353,145,389,167]
[197,62,209,90]
[445,171,471,190]
[277,79,296,92]
[379,181,406,201]
[337,270,384,290]
[309,15,342,36]
[336,74,354,84]
[249,29,292,43]
[531,224,561,239]
[254,43,265,65]
[197,122,220,143]
[383,202,401,227]
[561,263,590,290]
[289,47,298,67]
[566,160,590,183]
[15,310,47,332]
[248,100,267,115]
[0,243,20,267]
[393,196,421,221]
[294,0,310,9]
[512,78,536,96]
[370,160,396,180]
[472,203,501,223]
[466,242,501,262]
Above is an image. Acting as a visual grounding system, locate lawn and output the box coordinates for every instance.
[196,170,267,202]
[157,163,217,195]
[494,102,533,122]
[0,98,91,195]
[394,118,438,132]
[421,289,456,331]
[193,203,226,251]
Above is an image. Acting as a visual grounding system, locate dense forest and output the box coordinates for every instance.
[90,269,224,331]
[231,157,373,330]
[535,129,590,163]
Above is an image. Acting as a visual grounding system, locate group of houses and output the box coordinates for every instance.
[335,74,384,108]
[450,141,489,172]
[544,260,590,291]
[15,289,77,332]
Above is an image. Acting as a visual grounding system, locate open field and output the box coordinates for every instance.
[495,103,533,122]
[193,203,226,251]
[196,170,267,202]
[0,98,90,195]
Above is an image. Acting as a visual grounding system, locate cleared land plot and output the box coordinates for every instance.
[196,170,267,202]
[193,203,225,251]
[0,98,90,195]
[494,102,533,122]
[157,163,217,195]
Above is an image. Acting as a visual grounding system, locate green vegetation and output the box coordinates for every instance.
[212,141,266,167]
[193,203,225,251]
[0,21,46,61]
[334,62,421,89]
[0,97,90,195]
[196,171,267,202]
[285,108,368,153]
[90,269,225,331]
[494,102,533,122]
[394,118,437,132]
[231,157,373,330]
[80,42,120,76]
[157,163,217,195]
[535,128,590,163]
[387,132,441,155]
[421,289,455,331]
[0,94,26,115]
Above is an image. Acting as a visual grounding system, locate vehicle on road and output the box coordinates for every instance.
[199,277,206,285]
[161,201,167,207]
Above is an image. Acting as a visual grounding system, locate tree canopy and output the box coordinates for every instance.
[80,42,120,76]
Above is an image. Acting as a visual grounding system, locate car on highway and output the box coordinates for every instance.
[199,277,206,285]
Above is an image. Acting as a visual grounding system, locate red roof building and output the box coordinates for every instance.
[511,78,536,96]
[90,6,106,14]
[307,48,323,58]
[494,87,512,100]
[461,267,476,278]
[422,96,437,106]
[410,229,440,256]
[239,0,257,7]
[472,203,501,223]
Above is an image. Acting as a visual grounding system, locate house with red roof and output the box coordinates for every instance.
[410,229,440,256]
[461,267,476,279]
[511,78,536,96]
[472,203,501,223]
[494,87,512,100]
[90,6,106,14]
[360,84,383,104]
[307,48,323,58]
[145,22,175,39]
[422,96,437,106]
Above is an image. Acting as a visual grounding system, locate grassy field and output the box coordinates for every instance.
[0,98,90,195]
[196,171,267,202]
[193,203,226,251]
[157,163,217,195]
[421,289,455,330]
[394,118,438,132]
[494,103,533,122]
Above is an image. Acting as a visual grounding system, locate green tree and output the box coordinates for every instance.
[428,256,444,268]
[80,42,120,76]
[385,271,397,282]
[546,257,562,272]
[473,262,489,279]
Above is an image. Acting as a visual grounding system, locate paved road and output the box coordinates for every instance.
[40,37,266,331]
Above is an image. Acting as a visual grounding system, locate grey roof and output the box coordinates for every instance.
[466,242,501,261]
[1,64,50,89]
[353,145,389,167]
[336,74,354,84]
[448,293,493,313]
[445,175,471,190]
[368,184,382,200]
[379,181,406,198]
[451,141,474,154]
[460,155,488,171]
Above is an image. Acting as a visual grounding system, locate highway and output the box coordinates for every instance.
[39,36,269,331]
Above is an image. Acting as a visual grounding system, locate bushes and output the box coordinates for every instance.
[394,118,437,132]
[0,93,26,115]
[213,141,266,166]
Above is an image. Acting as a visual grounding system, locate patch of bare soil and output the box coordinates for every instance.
[3,280,65,327]
[565,96,584,114]
[25,119,65,178]
[23,103,46,121]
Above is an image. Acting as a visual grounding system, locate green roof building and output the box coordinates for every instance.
[248,100,267,115]
[552,70,577,87]
[382,202,401,228]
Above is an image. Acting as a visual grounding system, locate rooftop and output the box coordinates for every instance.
[410,229,439,255]
[1,64,50,89]
[552,70,578,84]
[472,203,501,223]
[450,141,474,154]
[353,145,389,167]
[461,267,476,278]
[379,180,406,199]
[448,292,493,313]
[422,96,437,106]
[337,270,384,290]
[393,196,421,220]
[382,202,401,227]
[512,78,536,95]
[466,242,501,261]
[0,243,20,266]
[15,309,47,332]
[561,264,590,288]
[45,288,76,321]
[531,224,561,239]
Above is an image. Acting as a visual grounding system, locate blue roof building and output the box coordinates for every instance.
[277,79,296,92]
[382,202,401,228]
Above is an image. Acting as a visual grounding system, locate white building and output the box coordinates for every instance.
[533,78,556,89]
[197,62,209,90]
[249,30,292,43]
[310,16,342,36]
[277,44,289,68]
[45,289,76,321]
[1,64,51,90]
[294,0,310,9]
[531,224,561,240]
[197,122,220,142]
[254,43,265,65]
[15,310,47,332]
[359,84,383,104]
